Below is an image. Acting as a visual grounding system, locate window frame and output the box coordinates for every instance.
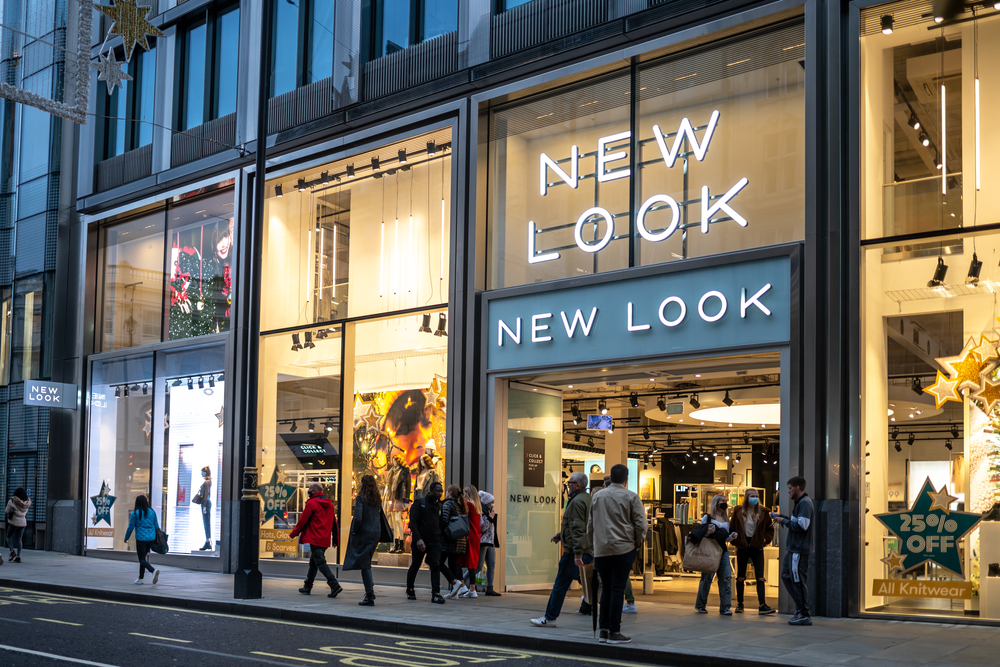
[174,2,240,131]
[97,45,156,161]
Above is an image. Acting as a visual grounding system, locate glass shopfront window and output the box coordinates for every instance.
[486,23,805,289]
[860,2,1000,621]
[257,129,453,565]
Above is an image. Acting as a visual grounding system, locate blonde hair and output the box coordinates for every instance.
[464,484,482,513]
[709,495,728,520]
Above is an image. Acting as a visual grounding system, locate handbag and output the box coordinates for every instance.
[192,493,203,505]
[445,512,470,540]
[152,527,170,555]
[682,532,724,573]
[378,508,394,543]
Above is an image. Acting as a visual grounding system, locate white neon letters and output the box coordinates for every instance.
[627,302,650,331]
[597,132,631,183]
[562,308,598,337]
[636,194,680,243]
[698,291,727,322]
[540,146,578,196]
[574,207,615,253]
[651,110,720,167]
[531,313,553,342]
[741,284,772,318]
[658,297,686,327]
[701,178,749,232]
[498,318,521,346]
[528,221,560,263]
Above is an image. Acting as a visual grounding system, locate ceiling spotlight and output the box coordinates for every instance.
[114,386,121,398]
[571,402,581,425]
[945,439,953,450]
[690,393,700,409]
[667,435,673,446]
[172,378,182,387]
[643,463,648,470]
[607,421,614,434]
[371,156,380,171]
[950,424,959,438]
[297,178,307,192]
[908,432,915,446]
[289,421,298,433]
[723,391,734,407]
[316,328,329,339]
[891,426,899,440]
[908,112,920,130]
[587,437,595,449]
[743,432,750,445]
[629,392,639,408]
[304,331,316,349]
[574,433,581,443]
[275,184,283,197]
[398,149,407,164]
[966,253,983,286]
[911,377,923,395]
[123,385,130,397]
[434,313,448,337]
[918,130,930,147]
[346,164,355,178]
[321,171,330,185]
[217,374,224,383]
[927,257,948,287]
[881,14,893,34]
[198,376,205,389]
[935,153,943,170]
[643,427,650,440]
[735,454,741,463]
[894,442,902,452]
[291,333,302,351]
[724,452,730,461]
[713,450,719,457]
[187,377,194,390]
[418,313,432,333]
[656,395,666,412]
[208,375,215,388]
[142,383,148,395]
[599,399,608,415]
[427,140,437,156]
[308,420,315,433]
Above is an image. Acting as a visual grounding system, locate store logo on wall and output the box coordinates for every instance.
[25,381,77,409]
[487,255,790,371]
[530,111,747,263]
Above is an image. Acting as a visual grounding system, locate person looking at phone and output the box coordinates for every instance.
[771,476,814,626]
[690,495,738,614]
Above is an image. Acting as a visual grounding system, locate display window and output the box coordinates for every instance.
[485,22,805,289]
[860,1,1000,620]
[97,184,236,352]
[86,343,226,555]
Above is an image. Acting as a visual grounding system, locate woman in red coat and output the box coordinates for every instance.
[460,485,482,598]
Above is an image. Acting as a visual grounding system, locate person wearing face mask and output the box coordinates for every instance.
[689,495,737,615]
[729,489,775,614]
[290,483,343,599]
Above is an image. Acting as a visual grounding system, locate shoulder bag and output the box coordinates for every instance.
[152,526,170,554]
[445,511,470,540]
[378,507,394,543]
[681,518,723,573]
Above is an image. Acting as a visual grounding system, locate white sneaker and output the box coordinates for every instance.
[152,570,160,585]
[455,584,470,597]
[622,602,638,614]
[461,589,478,598]
[134,579,144,585]
[444,581,462,599]
[530,616,556,627]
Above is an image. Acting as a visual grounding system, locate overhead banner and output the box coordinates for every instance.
[486,255,791,371]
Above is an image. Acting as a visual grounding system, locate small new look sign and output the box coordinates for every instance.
[487,255,791,371]
[24,381,77,409]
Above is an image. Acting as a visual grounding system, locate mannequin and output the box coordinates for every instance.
[384,455,411,553]
[413,451,442,503]
[194,466,212,551]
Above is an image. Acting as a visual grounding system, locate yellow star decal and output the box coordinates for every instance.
[937,338,990,391]
[927,485,958,513]
[96,0,165,62]
[973,376,1000,413]
[275,469,288,486]
[974,333,1000,363]
[924,371,962,408]
[363,403,381,430]
[880,549,906,574]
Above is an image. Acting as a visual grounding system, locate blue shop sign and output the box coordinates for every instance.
[25,380,78,409]
[487,255,790,371]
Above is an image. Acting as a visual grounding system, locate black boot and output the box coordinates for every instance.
[199,541,211,551]
[359,595,375,606]
[298,586,312,595]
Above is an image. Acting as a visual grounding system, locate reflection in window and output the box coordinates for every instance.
[213,7,240,118]
[261,129,452,331]
[307,0,334,84]
[182,22,207,130]
[19,108,49,181]
[99,213,165,351]
[101,47,156,159]
[420,0,457,42]
[375,0,410,57]
[272,0,334,97]
[11,275,44,383]
[0,288,11,385]
[500,0,533,10]
[272,0,300,97]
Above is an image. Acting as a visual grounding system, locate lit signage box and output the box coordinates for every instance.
[25,381,78,409]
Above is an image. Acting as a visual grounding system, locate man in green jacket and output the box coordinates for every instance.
[530,472,592,627]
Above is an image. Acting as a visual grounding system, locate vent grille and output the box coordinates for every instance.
[95,143,153,192]
[170,113,236,168]
[491,0,612,60]
[363,31,458,101]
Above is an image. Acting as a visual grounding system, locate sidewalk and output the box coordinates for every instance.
[0,551,997,667]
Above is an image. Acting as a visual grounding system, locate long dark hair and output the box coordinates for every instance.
[359,475,380,508]
[13,488,27,502]
[446,484,468,515]
[134,494,150,519]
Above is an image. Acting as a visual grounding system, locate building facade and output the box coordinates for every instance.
[50,0,1000,624]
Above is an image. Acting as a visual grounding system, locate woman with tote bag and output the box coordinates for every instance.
[688,495,737,615]
[343,475,384,606]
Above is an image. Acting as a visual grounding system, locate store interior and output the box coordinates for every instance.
[507,352,783,606]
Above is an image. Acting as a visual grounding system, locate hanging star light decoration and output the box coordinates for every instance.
[215,404,225,429]
[142,408,152,437]
[973,376,1000,413]
[924,371,962,408]
[973,333,999,364]
[362,403,381,430]
[96,0,165,62]
[93,50,132,94]
[938,338,992,392]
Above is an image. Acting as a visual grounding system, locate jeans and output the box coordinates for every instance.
[135,540,155,579]
[696,549,732,612]
[6,525,24,557]
[304,545,339,589]
[469,544,496,587]
[781,551,811,616]
[440,551,462,585]
[736,547,767,606]
[594,550,635,634]
[544,552,593,621]
[202,506,211,541]
[406,542,441,595]
[361,568,374,597]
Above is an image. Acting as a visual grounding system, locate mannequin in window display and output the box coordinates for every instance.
[193,466,212,551]
[200,217,234,334]
[383,455,411,553]
[413,450,443,502]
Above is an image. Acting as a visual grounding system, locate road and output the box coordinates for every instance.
[0,586,648,667]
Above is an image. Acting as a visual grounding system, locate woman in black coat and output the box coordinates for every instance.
[343,475,383,605]
[439,485,470,599]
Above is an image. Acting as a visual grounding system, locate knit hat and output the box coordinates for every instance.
[479,491,494,504]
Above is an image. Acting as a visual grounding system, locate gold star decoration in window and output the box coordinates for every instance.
[96,0,165,62]
[937,338,992,392]
[973,376,1000,414]
[923,371,962,408]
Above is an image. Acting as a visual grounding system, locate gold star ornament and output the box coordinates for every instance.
[973,376,1000,413]
[973,333,999,364]
[927,485,959,514]
[96,0,165,62]
[880,549,906,574]
[924,371,962,408]
[937,338,990,392]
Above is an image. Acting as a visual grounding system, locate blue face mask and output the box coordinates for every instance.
[748,497,759,506]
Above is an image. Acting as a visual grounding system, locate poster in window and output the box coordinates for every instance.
[523,436,545,488]
[168,216,234,340]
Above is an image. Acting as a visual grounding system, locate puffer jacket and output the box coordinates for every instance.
[124,508,160,543]
[5,497,30,528]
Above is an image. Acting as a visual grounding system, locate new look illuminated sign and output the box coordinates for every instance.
[486,255,791,372]
[529,111,748,263]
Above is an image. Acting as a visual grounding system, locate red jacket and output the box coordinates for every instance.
[461,504,482,569]
[290,494,339,548]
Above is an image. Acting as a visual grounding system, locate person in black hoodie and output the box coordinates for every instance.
[406,481,445,604]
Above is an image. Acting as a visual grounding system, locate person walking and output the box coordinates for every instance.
[530,472,592,627]
[343,474,383,606]
[123,495,160,585]
[587,464,646,645]
[4,488,31,563]
[440,485,470,598]
[406,480,445,604]
[478,490,501,596]
[730,488,775,614]
[290,482,342,599]
[460,485,482,598]
[773,476,815,626]
[585,476,637,616]
[691,495,737,615]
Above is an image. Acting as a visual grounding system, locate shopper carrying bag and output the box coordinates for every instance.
[689,495,737,615]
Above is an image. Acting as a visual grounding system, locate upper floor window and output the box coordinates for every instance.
[370,0,457,59]
[99,46,156,161]
[177,4,240,130]
[497,0,533,10]
[271,0,335,97]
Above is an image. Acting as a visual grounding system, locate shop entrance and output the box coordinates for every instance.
[498,351,784,606]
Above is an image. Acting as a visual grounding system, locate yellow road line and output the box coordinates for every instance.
[252,652,327,663]
[34,617,83,626]
[129,632,192,643]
